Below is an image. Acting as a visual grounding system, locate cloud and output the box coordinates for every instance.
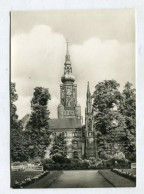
[49,96,59,118]
[12,25,65,118]
[15,95,31,120]
[11,25,135,120]
[71,38,135,86]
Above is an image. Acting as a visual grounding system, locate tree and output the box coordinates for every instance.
[92,80,126,159]
[119,82,136,132]
[11,82,18,128]
[92,80,125,133]
[50,133,68,163]
[10,83,28,161]
[119,82,136,161]
[25,87,51,160]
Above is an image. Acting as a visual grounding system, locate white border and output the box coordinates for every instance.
[0,0,144,194]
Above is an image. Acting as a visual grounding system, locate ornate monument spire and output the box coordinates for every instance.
[85,82,96,159]
[86,82,92,114]
[87,81,91,98]
[61,41,75,83]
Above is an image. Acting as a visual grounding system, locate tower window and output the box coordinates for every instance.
[72,132,77,137]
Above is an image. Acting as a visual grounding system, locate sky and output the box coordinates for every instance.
[11,10,135,121]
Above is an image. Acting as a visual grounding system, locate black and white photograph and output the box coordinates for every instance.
[10,10,136,188]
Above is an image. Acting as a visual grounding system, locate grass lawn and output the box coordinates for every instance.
[25,171,63,188]
[122,169,136,175]
[99,169,136,187]
[11,171,41,188]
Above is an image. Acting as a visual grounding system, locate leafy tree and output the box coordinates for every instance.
[25,87,51,160]
[10,83,28,161]
[92,80,126,159]
[92,80,123,133]
[119,82,136,132]
[11,82,18,127]
[119,82,136,161]
[50,133,68,163]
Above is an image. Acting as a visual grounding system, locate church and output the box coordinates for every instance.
[21,42,97,159]
[48,43,97,159]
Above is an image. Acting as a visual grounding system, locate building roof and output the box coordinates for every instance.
[49,118,82,129]
[21,114,82,130]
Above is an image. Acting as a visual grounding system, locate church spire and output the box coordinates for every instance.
[87,81,91,98]
[86,81,92,114]
[61,41,75,83]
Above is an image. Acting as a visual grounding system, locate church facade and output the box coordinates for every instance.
[49,43,97,159]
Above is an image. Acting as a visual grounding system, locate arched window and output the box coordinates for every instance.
[72,132,77,137]
[72,140,78,148]
[64,132,67,137]
[73,151,78,159]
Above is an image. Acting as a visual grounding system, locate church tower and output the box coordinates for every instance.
[58,42,81,119]
[85,82,96,158]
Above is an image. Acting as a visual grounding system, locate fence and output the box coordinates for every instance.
[25,166,43,171]
[131,163,136,169]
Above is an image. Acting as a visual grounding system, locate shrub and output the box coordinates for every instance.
[52,153,69,164]
[42,157,71,170]
[42,158,54,165]
[42,156,130,170]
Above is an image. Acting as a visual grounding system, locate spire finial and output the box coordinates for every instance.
[65,40,70,63]
[66,40,69,55]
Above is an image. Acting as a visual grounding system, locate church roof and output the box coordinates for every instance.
[49,118,82,129]
[21,114,82,130]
